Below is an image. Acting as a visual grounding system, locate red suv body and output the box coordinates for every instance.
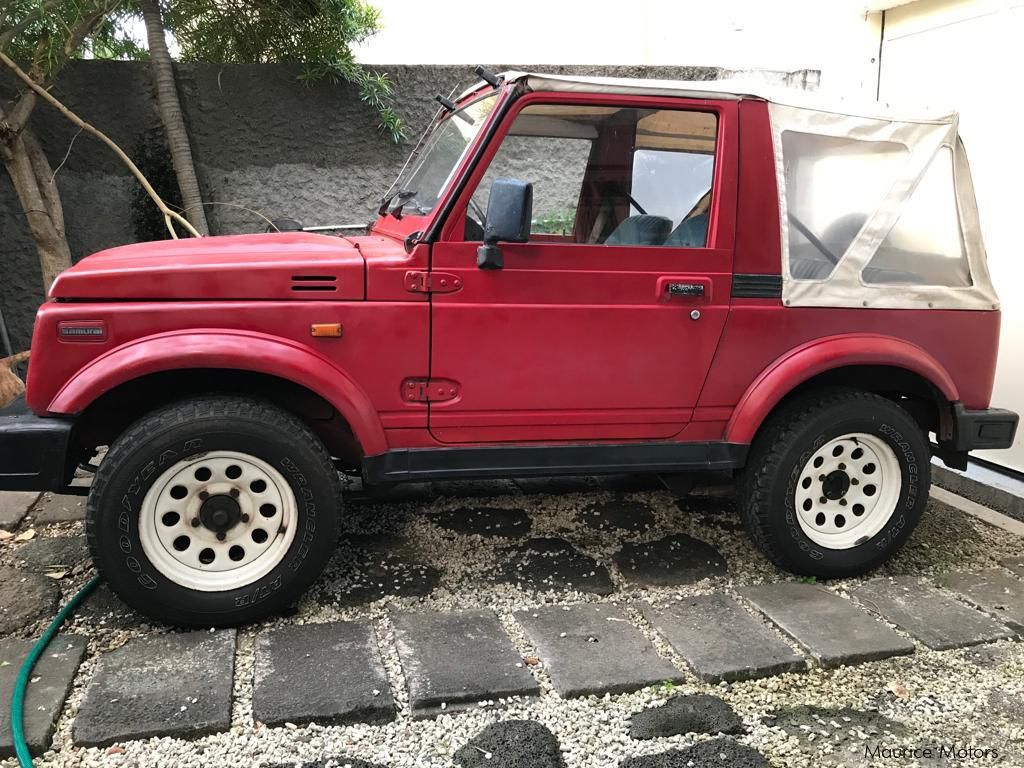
[1,71,1017,626]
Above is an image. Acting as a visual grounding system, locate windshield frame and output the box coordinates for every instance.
[372,83,514,242]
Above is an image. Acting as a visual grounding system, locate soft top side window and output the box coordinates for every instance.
[463,104,718,248]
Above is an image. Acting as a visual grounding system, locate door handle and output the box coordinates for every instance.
[666,282,705,297]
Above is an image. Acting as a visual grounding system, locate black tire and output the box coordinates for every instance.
[737,389,930,578]
[86,396,341,626]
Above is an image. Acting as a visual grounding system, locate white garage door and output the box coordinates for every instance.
[880,0,1024,473]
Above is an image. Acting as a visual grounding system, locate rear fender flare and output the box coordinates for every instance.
[725,333,958,445]
[47,330,387,456]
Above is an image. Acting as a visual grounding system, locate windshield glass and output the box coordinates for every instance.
[389,92,499,215]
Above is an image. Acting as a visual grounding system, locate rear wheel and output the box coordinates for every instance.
[86,396,341,626]
[738,390,930,578]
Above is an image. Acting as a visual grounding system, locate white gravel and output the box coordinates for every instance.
[2,479,1022,768]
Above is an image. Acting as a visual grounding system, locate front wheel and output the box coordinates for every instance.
[738,390,930,578]
[86,396,341,626]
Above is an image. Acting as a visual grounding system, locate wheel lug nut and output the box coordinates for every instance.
[230,488,240,498]
[216,531,226,541]
[819,496,827,504]
[241,514,250,523]
[199,491,209,500]
[191,518,200,527]
[851,478,860,485]
[819,475,825,481]
[839,463,846,470]
[839,499,848,506]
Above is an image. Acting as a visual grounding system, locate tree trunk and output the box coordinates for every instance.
[1,125,73,291]
[139,0,210,236]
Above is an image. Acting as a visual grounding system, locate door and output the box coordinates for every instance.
[879,0,1024,472]
[428,95,737,444]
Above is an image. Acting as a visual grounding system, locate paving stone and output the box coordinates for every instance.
[1001,557,1024,579]
[615,534,727,587]
[265,760,388,768]
[939,568,1024,631]
[513,476,599,495]
[69,584,143,630]
[265,760,387,768]
[629,694,743,739]
[640,596,804,682]
[319,550,441,607]
[254,621,394,727]
[454,720,565,768]
[619,738,770,768]
[432,506,531,537]
[74,629,235,746]
[851,577,1014,650]
[391,609,539,717]
[13,535,89,571]
[30,493,85,524]
[515,604,682,697]
[497,538,613,595]
[0,566,59,635]
[740,582,914,667]
[760,706,930,767]
[577,499,656,532]
[0,491,38,530]
[0,635,86,758]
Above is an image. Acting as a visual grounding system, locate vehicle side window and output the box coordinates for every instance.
[463,104,718,247]
[470,134,592,238]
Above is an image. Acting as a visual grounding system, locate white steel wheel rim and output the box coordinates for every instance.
[794,432,902,550]
[139,451,297,592]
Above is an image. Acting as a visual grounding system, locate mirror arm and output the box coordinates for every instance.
[477,239,504,270]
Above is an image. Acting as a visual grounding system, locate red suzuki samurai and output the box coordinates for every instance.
[0,69,1017,626]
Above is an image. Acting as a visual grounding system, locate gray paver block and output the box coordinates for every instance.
[73,629,235,746]
[432,506,532,537]
[391,609,539,717]
[0,491,39,530]
[253,621,394,727]
[0,635,86,758]
[30,493,85,524]
[454,720,564,768]
[14,535,89,571]
[641,595,805,682]
[740,582,914,668]
[1001,557,1024,579]
[851,577,1014,650]
[939,568,1024,631]
[615,534,727,587]
[498,537,614,595]
[515,604,682,698]
[0,566,59,635]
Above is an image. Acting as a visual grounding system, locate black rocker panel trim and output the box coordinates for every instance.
[732,273,783,299]
[362,441,748,484]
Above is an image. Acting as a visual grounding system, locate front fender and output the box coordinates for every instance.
[724,333,958,445]
[47,329,388,456]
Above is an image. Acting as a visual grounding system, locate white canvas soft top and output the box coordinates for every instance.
[460,71,998,311]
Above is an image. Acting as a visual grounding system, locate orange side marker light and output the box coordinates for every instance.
[310,323,343,338]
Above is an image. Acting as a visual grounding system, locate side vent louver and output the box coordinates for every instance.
[291,275,337,292]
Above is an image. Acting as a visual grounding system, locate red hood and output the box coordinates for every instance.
[49,232,366,301]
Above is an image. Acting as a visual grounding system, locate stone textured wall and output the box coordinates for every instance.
[0,63,817,351]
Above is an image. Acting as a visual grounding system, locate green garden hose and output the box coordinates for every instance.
[10,574,100,767]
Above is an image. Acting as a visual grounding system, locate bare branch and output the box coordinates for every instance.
[0,48,202,239]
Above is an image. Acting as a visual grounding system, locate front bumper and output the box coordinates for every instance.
[0,397,76,491]
[950,403,1019,452]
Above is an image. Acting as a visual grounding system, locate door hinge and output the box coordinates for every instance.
[401,377,461,403]
[404,271,463,294]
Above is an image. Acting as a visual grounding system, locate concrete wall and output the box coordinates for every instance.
[0,62,815,351]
